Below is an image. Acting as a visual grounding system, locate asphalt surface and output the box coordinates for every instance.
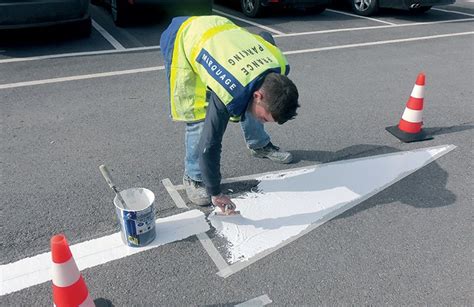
[1,1,473,305]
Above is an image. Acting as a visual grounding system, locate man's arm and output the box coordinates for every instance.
[198,91,230,197]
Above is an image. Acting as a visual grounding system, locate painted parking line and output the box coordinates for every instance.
[0,210,209,295]
[327,9,397,25]
[1,31,472,90]
[274,18,474,37]
[92,19,125,50]
[0,46,160,64]
[283,31,474,55]
[197,233,230,272]
[0,66,164,90]
[1,17,472,65]
[432,7,474,17]
[162,178,188,209]
[161,179,231,273]
[213,8,286,35]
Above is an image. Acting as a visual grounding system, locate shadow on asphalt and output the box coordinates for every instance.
[291,122,473,164]
[424,122,474,138]
[297,144,456,212]
[334,148,456,220]
[94,298,114,307]
[290,144,398,164]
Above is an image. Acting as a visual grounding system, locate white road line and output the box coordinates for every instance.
[275,24,395,37]
[92,20,125,50]
[274,18,474,37]
[1,31,472,90]
[161,178,231,273]
[283,31,474,55]
[162,178,188,209]
[213,8,286,35]
[197,233,230,271]
[0,46,160,64]
[0,210,209,295]
[236,295,273,306]
[1,17,472,65]
[327,9,397,25]
[432,7,474,17]
[0,66,164,90]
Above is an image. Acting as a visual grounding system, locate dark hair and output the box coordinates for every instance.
[260,73,299,124]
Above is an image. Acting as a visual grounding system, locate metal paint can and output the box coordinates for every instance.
[113,188,156,247]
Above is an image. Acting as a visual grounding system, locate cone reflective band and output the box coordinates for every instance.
[386,72,433,143]
[51,234,94,307]
[398,73,424,133]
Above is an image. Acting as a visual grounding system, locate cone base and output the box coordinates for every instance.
[385,125,433,143]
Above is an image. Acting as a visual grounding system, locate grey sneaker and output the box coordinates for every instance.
[183,175,210,206]
[249,142,293,164]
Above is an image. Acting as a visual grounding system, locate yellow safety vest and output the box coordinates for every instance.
[168,16,289,122]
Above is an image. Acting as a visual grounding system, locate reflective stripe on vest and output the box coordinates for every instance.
[169,17,199,121]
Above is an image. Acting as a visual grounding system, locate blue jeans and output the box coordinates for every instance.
[185,111,270,181]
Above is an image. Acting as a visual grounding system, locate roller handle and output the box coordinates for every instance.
[99,164,128,209]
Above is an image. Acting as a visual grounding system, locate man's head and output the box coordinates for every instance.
[249,73,299,124]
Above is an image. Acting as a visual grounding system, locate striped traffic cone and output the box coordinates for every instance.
[51,234,95,307]
[386,72,433,142]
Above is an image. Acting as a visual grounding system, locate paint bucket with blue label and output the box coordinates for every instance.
[113,188,156,247]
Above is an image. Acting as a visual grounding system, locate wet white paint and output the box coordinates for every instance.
[209,145,454,264]
[1,209,209,295]
[115,188,155,210]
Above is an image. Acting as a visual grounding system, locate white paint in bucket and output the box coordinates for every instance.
[114,188,156,247]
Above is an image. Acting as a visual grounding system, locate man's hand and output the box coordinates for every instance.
[211,193,238,215]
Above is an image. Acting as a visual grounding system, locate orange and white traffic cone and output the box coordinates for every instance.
[51,234,94,307]
[386,72,433,142]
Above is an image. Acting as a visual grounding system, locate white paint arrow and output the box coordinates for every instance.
[210,145,456,277]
